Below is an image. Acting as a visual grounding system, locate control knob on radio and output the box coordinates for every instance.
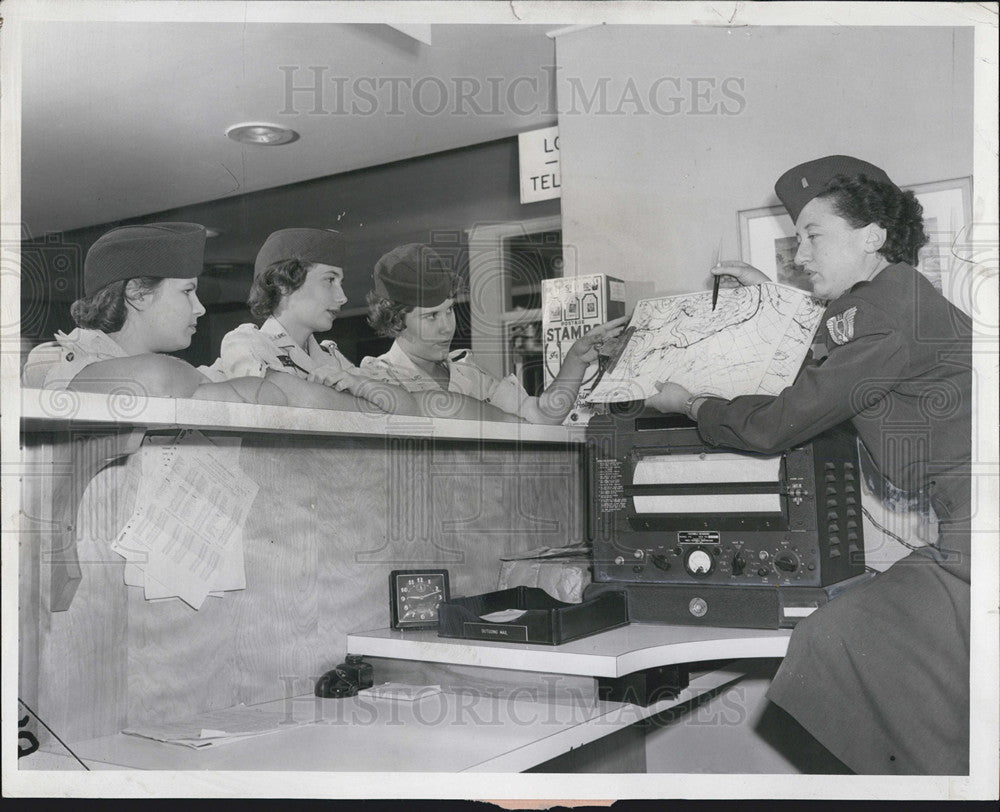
[774,552,799,573]
[651,554,671,571]
[685,548,714,576]
[731,553,747,576]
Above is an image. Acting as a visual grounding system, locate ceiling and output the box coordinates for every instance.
[21,21,559,237]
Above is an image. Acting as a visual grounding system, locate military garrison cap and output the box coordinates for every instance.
[775,155,898,224]
[373,243,455,308]
[84,222,206,296]
[254,228,346,279]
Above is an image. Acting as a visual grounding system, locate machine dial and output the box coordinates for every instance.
[684,548,715,577]
[773,551,799,574]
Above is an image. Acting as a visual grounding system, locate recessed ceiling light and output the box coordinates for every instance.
[225,123,299,146]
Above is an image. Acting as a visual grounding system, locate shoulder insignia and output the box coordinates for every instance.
[826,306,857,345]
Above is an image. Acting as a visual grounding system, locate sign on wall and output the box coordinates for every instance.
[518,126,561,204]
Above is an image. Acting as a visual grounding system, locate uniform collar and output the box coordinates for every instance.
[848,261,905,295]
[384,339,464,378]
[54,327,129,359]
[260,316,322,356]
[385,339,436,378]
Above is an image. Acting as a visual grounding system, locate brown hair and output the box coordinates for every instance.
[70,276,163,332]
[246,258,311,321]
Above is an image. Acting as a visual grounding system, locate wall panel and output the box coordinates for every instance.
[555,25,974,299]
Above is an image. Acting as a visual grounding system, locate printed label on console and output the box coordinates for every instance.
[596,459,628,512]
[678,531,721,544]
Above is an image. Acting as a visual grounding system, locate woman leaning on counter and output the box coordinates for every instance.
[361,242,626,425]
[22,222,375,409]
[21,222,297,403]
[21,222,537,422]
[648,155,972,775]
[206,227,521,421]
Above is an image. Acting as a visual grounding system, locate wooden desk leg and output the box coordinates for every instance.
[47,428,145,612]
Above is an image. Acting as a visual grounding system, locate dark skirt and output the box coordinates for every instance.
[767,496,971,774]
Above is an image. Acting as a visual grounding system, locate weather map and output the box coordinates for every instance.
[587,283,825,403]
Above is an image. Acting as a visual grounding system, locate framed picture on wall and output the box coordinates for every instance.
[737,176,973,296]
[737,204,802,287]
[908,177,973,298]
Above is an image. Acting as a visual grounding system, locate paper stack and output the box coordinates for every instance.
[112,430,259,609]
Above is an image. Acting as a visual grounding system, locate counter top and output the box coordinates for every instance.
[18,386,587,444]
[347,623,793,678]
[36,663,748,773]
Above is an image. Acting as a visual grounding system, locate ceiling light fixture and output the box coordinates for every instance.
[225,123,299,146]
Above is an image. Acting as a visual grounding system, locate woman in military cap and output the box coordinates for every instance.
[207,227,420,414]
[23,223,375,410]
[647,156,972,774]
[209,228,515,419]
[362,242,627,424]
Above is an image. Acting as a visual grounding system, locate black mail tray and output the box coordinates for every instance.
[437,586,629,645]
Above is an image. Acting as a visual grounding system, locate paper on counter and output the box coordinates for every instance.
[479,608,528,623]
[123,703,307,748]
[361,683,443,702]
[497,544,592,603]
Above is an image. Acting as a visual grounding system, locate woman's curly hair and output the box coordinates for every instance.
[246,258,312,321]
[70,276,163,333]
[365,274,464,338]
[818,174,928,265]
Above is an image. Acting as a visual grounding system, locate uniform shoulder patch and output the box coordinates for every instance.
[826,306,858,345]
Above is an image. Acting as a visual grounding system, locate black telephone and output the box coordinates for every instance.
[314,654,373,698]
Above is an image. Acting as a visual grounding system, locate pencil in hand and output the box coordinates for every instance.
[711,236,723,311]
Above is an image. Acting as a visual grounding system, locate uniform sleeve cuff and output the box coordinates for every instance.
[694,396,728,446]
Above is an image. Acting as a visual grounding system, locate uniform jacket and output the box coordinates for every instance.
[697,263,972,504]
[729,264,976,773]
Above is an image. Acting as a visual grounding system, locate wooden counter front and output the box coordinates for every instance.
[18,392,586,748]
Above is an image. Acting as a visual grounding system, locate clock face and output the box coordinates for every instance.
[390,570,450,630]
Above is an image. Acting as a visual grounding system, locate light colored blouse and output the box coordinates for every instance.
[360,340,533,419]
[207,316,357,380]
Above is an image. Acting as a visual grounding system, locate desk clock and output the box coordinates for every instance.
[389,569,450,630]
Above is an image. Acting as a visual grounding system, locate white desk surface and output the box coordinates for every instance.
[34,627,791,772]
[44,664,747,773]
[347,622,793,678]
[19,387,585,445]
